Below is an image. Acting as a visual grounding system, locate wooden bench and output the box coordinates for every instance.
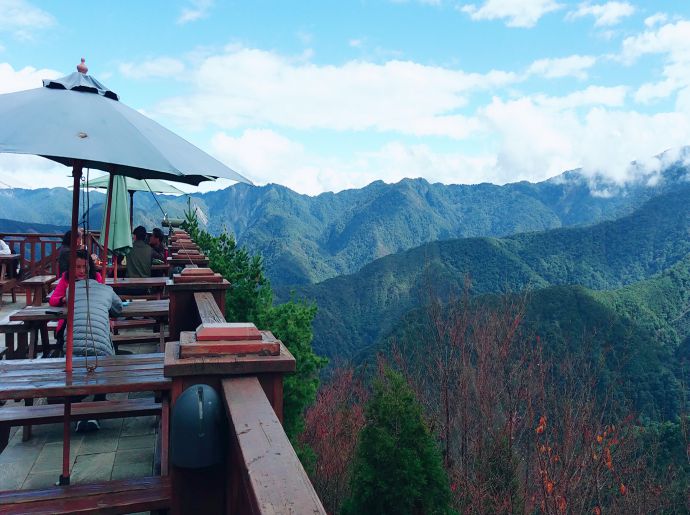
[112,332,169,347]
[111,318,157,334]
[0,476,171,514]
[20,275,57,307]
[0,398,162,453]
[0,313,30,359]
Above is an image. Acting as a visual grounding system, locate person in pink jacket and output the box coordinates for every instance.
[49,250,105,351]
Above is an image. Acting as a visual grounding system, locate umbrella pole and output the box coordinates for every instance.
[129,190,134,229]
[61,162,82,486]
[101,173,115,280]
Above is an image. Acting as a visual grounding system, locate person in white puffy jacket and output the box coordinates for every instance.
[0,238,10,255]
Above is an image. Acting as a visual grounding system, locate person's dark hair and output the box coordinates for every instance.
[133,226,147,241]
[61,230,71,246]
[151,228,164,241]
[63,249,97,280]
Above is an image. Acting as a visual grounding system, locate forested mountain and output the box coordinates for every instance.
[1,148,688,285]
[377,253,690,421]
[287,183,690,362]
[0,218,67,234]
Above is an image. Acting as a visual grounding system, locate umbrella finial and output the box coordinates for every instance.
[77,58,88,74]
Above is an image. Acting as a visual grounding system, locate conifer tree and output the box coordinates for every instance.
[343,368,455,515]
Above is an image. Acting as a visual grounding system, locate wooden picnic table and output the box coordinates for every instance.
[106,277,168,299]
[9,299,170,357]
[0,352,170,401]
[107,263,169,277]
[167,256,209,267]
[20,275,57,307]
[10,299,170,322]
[0,353,171,487]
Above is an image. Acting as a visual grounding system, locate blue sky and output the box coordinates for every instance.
[1,0,689,194]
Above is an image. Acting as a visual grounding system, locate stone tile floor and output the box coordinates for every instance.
[1,294,162,515]
[0,408,157,490]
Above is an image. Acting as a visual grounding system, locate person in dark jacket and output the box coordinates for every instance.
[57,228,84,276]
[149,227,167,261]
[126,226,163,278]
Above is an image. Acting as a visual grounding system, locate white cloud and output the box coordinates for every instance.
[203,76,685,195]
[209,128,499,194]
[567,1,635,27]
[621,20,690,103]
[644,12,668,28]
[533,85,627,109]
[460,0,562,28]
[177,0,214,24]
[119,57,185,79]
[0,154,71,190]
[0,62,61,94]
[527,54,597,80]
[479,96,690,185]
[153,47,517,138]
[0,0,55,39]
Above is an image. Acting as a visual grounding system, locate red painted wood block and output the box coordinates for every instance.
[180,267,214,276]
[172,273,223,283]
[179,339,281,358]
[196,322,262,341]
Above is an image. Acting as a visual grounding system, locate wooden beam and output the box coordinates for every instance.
[222,376,326,514]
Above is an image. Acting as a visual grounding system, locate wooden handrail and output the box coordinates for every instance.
[222,376,326,514]
[0,231,101,278]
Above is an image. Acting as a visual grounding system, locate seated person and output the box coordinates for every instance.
[0,238,10,255]
[149,227,167,261]
[49,250,105,353]
[57,228,84,276]
[126,226,164,278]
[50,250,122,432]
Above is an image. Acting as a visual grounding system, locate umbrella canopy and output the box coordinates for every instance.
[86,174,186,195]
[0,68,251,186]
[99,175,132,255]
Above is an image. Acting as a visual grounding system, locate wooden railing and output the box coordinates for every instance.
[0,231,101,279]
[223,376,326,514]
[163,228,326,513]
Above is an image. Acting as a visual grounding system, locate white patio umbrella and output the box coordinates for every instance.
[0,58,251,485]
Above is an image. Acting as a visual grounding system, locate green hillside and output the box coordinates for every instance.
[289,184,690,362]
[376,255,690,420]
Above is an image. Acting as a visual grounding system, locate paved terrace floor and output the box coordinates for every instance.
[0,293,160,511]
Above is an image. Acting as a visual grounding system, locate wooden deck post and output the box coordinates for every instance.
[167,280,229,341]
[164,282,297,514]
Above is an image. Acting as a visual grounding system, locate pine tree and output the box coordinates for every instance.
[343,368,455,515]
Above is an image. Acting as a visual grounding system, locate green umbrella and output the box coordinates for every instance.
[87,174,188,227]
[99,174,132,257]
[86,174,186,194]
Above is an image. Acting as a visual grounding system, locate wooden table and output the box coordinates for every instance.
[106,277,168,299]
[0,254,20,305]
[107,263,169,277]
[0,353,171,401]
[20,275,57,307]
[167,257,209,268]
[9,299,170,356]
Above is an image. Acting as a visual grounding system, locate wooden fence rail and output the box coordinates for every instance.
[0,232,101,279]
